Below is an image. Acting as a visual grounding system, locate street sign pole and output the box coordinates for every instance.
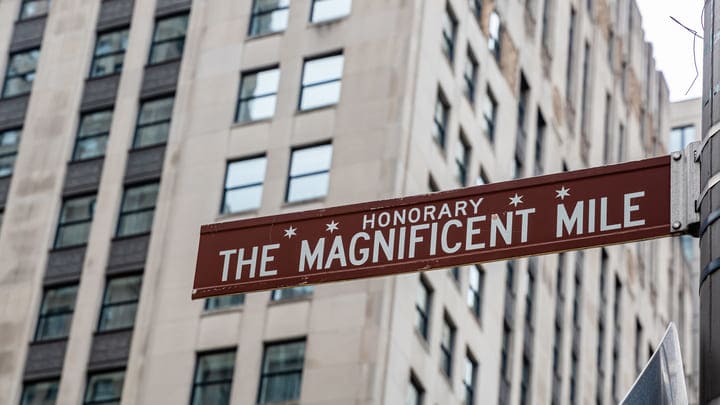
[700,1,720,403]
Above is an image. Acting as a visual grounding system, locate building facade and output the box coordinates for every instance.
[0,0,695,404]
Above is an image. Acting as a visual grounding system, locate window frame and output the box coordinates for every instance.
[463,48,478,103]
[83,370,125,405]
[271,286,314,301]
[221,154,267,214]
[463,351,478,405]
[0,127,21,178]
[88,28,129,79]
[97,274,143,332]
[71,109,113,162]
[235,66,280,123]
[439,312,456,378]
[204,294,245,311]
[116,182,160,238]
[310,0,352,24]
[20,378,60,405]
[415,275,433,340]
[298,51,344,111]
[33,284,78,342]
[148,13,189,65]
[190,348,237,405]
[467,264,484,319]
[132,96,175,149]
[441,3,457,62]
[285,142,333,203]
[53,194,96,249]
[18,0,51,21]
[408,373,425,405]
[455,133,470,186]
[248,0,290,37]
[256,338,307,404]
[432,90,449,148]
[488,10,502,62]
[482,87,497,142]
[2,48,40,99]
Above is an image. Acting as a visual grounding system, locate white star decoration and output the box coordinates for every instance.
[509,194,524,207]
[283,226,297,239]
[326,220,340,233]
[555,186,571,200]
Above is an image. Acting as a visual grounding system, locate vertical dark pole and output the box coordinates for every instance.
[700,1,720,404]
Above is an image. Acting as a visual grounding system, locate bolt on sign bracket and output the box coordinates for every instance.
[670,141,701,236]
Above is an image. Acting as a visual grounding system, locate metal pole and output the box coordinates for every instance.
[700,1,720,403]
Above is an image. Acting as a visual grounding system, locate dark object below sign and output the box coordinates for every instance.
[193,157,671,299]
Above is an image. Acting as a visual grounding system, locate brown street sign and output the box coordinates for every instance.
[193,156,671,299]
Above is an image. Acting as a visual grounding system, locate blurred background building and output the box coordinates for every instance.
[0,0,698,404]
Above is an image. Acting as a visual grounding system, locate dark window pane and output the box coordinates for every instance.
[0,129,20,177]
[249,0,289,36]
[98,275,142,331]
[121,183,159,212]
[90,29,128,78]
[84,371,124,404]
[20,379,58,405]
[149,15,188,64]
[205,294,245,310]
[149,40,185,64]
[35,285,78,341]
[153,15,188,42]
[258,340,305,403]
[3,49,39,98]
[117,183,159,237]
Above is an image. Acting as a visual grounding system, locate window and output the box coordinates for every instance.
[463,49,478,103]
[54,194,96,248]
[635,318,643,373]
[580,42,591,135]
[467,265,484,318]
[440,314,456,377]
[441,4,457,62]
[98,275,142,331]
[407,374,424,405]
[236,67,280,122]
[84,370,124,405]
[20,379,59,405]
[669,125,696,153]
[603,93,612,163]
[116,182,159,237]
[516,75,529,177]
[133,96,174,148]
[476,168,489,186]
[286,143,333,202]
[520,355,531,405]
[205,294,245,310]
[19,0,50,20]
[617,123,625,162]
[680,235,695,263]
[415,276,432,339]
[566,7,577,102]
[191,350,236,405]
[299,53,344,110]
[34,284,78,341]
[482,88,497,142]
[0,128,20,177]
[534,111,546,175]
[89,29,128,78]
[271,286,313,301]
[2,48,39,98]
[148,14,189,65]
[222,156,267,213]
[463,353,478,405]
[488,10,501,61]
[541,0,552,51]
[257,340,306,403]
[73,110,112,161]
[310,0,352,23]
[607,29,614,66]
[469,0,482,20]
[450,266,460,282]
[431,91,449,148]
[455,134,470,185]
[249,0,289,37]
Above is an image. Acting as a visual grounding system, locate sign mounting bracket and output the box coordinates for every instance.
[670,141,701,236]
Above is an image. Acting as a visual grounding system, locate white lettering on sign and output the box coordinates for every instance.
[218,244,279,281]
[555,192,646,238]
